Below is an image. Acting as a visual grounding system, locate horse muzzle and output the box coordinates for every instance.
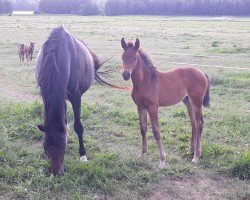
[122,71,130,81]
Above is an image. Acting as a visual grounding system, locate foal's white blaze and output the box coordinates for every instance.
[80,156,88,163]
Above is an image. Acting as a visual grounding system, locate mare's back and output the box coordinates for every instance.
[36,27,75,90]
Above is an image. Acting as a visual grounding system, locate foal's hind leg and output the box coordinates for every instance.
[183,97,196,154]
[192,106,204,163]
[70,95,87,163]
[138,108,147,158]
[148,106,166,168]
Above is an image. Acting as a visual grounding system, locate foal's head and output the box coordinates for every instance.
[38,125,67,175]
[121,38,140,81]
[29,42,35,51]
[19,43,25,50]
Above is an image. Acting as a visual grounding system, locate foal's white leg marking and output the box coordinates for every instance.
[191,156,199,163]
[80,156,88,163]
[159,160,166,169]
[66,124,70,131]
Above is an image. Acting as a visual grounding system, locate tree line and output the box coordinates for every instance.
[38,0,250,16]
[1,0,250,16]
[106,0,250,16]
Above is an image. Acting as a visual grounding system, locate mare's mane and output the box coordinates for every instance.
[38,26,67,146]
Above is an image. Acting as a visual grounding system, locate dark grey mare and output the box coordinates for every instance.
[36,26,111,175]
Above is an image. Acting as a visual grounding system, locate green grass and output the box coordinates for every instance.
[0,15,250,199]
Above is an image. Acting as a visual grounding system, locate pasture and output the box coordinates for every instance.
[0,15,249,199]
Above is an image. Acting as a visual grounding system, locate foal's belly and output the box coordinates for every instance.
[158,86,187,107]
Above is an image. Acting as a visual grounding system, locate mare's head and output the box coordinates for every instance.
[38,125,67,175]
[121,38,140,81]
[29,42,35,51]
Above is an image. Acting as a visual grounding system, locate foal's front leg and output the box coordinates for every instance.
[148,106,166,168]
[138,108,147,158]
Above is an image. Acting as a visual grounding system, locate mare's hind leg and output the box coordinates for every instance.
[148,106,166,168]
[183,97,196,153]
[70,95,87,163]
[138,108,147,158]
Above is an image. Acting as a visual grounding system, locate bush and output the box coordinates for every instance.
[231,151,250,180]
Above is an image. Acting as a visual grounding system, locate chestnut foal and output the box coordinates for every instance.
[121,38,210,168]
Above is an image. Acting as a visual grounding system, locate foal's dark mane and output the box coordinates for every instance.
[38,26,67,147]
[126,41,157,79]
[138,49,157,79]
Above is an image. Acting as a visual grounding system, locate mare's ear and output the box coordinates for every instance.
[37,125,46,132]
[134,38,140,50]
[121,38,127,49]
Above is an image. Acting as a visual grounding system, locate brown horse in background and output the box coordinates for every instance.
[18,43,25,63]
[25,42,35,61]
[18,42,35,63]
[121,38,210,168]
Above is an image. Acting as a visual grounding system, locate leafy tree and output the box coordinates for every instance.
[127,0,147,15]
[105,0,127,16]
[2,0,13,14]
[0,0,5,14]
[76,1,101,15]
[13,0,39,11]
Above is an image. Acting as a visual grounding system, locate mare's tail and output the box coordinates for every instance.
[91,51,129,90]
[203,74,211,108]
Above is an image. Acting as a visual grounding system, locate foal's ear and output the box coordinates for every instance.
[134,38,140,50]
[37,125,46,132]
[121,38,127,49]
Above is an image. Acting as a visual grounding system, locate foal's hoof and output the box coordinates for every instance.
[80,156,88,163]
[139,153,147,159]
[191,156,199,163]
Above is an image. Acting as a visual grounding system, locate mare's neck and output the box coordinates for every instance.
[44,93,66,129]
[131,54,152,88]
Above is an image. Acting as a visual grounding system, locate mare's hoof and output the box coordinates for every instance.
[80,156,88,163]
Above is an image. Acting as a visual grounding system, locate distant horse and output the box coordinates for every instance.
[121,38,210,168]
[36,26,113,175]
[18,43,25,63]
[25,42,35,61]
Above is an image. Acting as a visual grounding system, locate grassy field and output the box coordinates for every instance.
[0,15,249,199]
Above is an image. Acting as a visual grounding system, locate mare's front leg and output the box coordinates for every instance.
[70,94,87,163]
[148,106,166,168]
[138,108,148,158]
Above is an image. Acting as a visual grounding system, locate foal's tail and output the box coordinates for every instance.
[203,74,211,108]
